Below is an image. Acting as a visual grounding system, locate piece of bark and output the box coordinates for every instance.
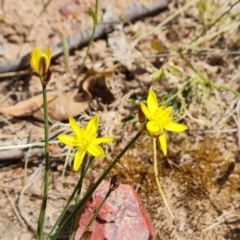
[0,0,168,74]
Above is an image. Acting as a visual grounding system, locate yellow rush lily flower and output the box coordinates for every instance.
[30,46,52,76]
[58,116,115,171]
[140,89,188,156]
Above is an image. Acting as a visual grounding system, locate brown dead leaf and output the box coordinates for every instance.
[79,67,115,104]
[82,76,115,104]
[0,92,90,121]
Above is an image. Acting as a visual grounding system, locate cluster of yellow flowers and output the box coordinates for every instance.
[30,47,188,171]
[57,90,187,171]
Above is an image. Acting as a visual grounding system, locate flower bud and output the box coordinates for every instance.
[41,68,53,86]
[30,46,52,77]
[38,55,48,76]
[138,106,146,123]
[110,174,119,191]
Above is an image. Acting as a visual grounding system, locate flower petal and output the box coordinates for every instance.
[159,133,167,156]
[69,117,81,136]
[146,121,161,135]
[73,149,86,171]
[58,134,80,146]
[87,144,105,157]
[147,90,159,114]
[164,122,188,132]
[140,102,154,121]
[30,47,42,73]
[30,55,36,72]
[92,137,115,144]
[154,105,164,117]
[44,46,52,67]
[33,47,42,58]
[86,116,99,135]
[160,106,173,118]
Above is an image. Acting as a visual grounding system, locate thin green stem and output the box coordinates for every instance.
[46,156,95,239]
[94,0,98,14]
[178,51,240,97]
[37,84,50,239]
[78,0,98,76]
[80,189,111,240]
[153,138,174,219]
[50,130,143,239]
[62,34,70,73]
[69,158,87,240]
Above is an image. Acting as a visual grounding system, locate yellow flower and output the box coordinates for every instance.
[58,116,115,171]
[30,46,52,76]
[140,89,188,156]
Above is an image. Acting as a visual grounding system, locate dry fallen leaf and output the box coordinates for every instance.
[0,92,90,121]
[81,69,115,104]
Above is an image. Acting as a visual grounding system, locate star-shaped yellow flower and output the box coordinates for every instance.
[140,89,188,156]
[30,46,52,76]
[58,116,115,171]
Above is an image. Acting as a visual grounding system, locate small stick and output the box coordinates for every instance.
[4,188,27,228]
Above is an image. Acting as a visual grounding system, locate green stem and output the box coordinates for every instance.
[50,130,143,239]
[46,156,95,239]
[37,84,50,239]
[78,0,98,76]
[69,158,87,240]
[62,34,70,73]
[80,189,111,240]
[178,50,240,97]
[153,138,174,219]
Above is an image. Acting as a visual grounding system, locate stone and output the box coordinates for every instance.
[74,180,156,240]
